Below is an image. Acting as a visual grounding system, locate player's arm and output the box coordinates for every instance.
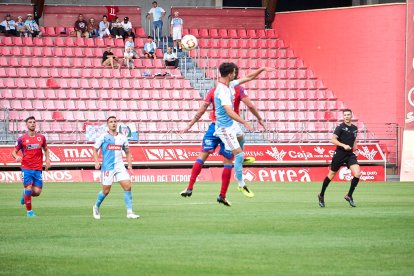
[237,67,274,85]
[11,148,22,162]
[331,135,351,151]
[223,105,252,131]
[241,97,265,129]
[93,147,100,169]
[181,101,210,133]
[124,147,133,170]
[43,146,51,171]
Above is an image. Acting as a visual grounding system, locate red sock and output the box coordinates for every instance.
[188,159,204,190]
[24,190,32,211]
[220,165,233,198]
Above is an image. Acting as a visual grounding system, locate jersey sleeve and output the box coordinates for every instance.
[94,134,105,149]
[123,136,130,150]
[333,125,342,137]
[42,135,48,149]
[14,137,23,152]
[238,86,248,99]
[229,80,240,88]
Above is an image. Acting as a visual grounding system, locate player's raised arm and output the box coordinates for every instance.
[223,105,252,131]
[181,101,210,133]
[236,67,274,85]
[241,97,265,129]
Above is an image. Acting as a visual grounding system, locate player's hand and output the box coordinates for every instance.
[244,122,253,132]
[95,162,101,170]
[180,125,191,134]
[354,149,360,156]
[264,67,276,72]
[258,119,266,130]
[45,159,51,171]
[343,145,352,151]
[128,164,133,172]
[15,156,22,162]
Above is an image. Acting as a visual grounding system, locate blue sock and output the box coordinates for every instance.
[239,138,245,150]
[20,189,25,205]
[123,191,132,211]
[95,191,106,208]
[234,152,245,182]
[196,158,204,165]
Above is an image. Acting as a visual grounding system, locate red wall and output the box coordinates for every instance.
[273,5,406,127]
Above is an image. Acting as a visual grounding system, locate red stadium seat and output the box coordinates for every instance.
[65,37,75,47]
[199,28,209,38]
[209,28,220,38]
[45,27,57,36]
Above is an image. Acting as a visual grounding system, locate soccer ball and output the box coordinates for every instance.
[181,34,198,51]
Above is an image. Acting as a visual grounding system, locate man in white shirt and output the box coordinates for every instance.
[143,36,157,59]
[125,36,138,58]
[0,13,18,36]
[123,47,135,69]
[121,17,135,39]
[163,47,178,68]
[170,11,183,51]
[146,1,165,41]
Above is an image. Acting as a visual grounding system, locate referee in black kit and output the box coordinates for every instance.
[318,109,361,208]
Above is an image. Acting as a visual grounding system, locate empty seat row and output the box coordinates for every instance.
[0,67,182,79]
[183,28,277,39]
[248,90,335,100]
[190,48,294,59]
[197,38,286,49]
[0,57,165,68]
[241,79,327,90]
[252,100,345,111]
[199,58,305,69]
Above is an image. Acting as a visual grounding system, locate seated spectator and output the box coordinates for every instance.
[123,47,135,69]
[15,16,28,37]
[74,14,89,38]
[102,46,120,69]
[163,47,179,68]
[25,14,41,37]
[87,18,99,38]
[99,15,111,39]
[121,17,134,39]
[110,17,124,39]
[143,36,157,59]
[125,36,138,58]
[0,14,18,36]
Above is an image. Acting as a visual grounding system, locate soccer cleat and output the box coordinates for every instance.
[243,157,256,165]
[238,186,255,198]
[180,189,192,197]
[93,205,101,220]
[344,195,356,207]
[318,193,325,208]
[126,212,140,219]
[217,195,231,207]
[26,210,36,217]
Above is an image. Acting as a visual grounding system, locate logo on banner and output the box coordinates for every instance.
[242,169,256,182]
[407,87,414,123]
[144,148,189,160]
[46,149,61,162]
[358,146,377,160]
[314,146,325,155]
[266,147,287,161]
[93,171,101,181]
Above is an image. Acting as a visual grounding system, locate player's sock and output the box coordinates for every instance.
[320,176,331,197]
[24,189,32,211]
[220,165,233,197]
[188,159,204,190]
[234,152,245,187]
[348,177,360,197]
[95,191,107,208]
[123,191,133,213]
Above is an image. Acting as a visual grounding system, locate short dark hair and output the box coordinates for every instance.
[25,116,35,123]
[152,1,158,4]
[107,116,117,122]
[102,15,107,18]
[219,62,237,77]
[147,35,153,39]
[343,109,352,114]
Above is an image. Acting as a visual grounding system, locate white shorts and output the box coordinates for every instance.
[214,122,244,151]
[101,168,130,186]
[172,28,182,40]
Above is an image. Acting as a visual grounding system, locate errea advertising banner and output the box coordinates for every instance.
[0,166,385,183]
[0,144,385,167]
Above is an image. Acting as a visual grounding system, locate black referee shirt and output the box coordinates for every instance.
[333,123,358,151]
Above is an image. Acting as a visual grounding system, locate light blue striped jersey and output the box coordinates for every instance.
[94,132,129,170]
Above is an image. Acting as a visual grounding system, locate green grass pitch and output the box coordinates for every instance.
[1,181,413,275]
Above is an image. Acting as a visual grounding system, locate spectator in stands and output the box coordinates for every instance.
[87,18,99,38]
[163,47,179,68]
[102,46,120,69]
[25,14,41,37]
[0,14,18,36]
[146,1,165,41]
[16,16,28,37]
[170,11,183,52]
[110,17,124,39]
[123,47,135,69]
[125,36,138,58]
[99,15,111,39]
[74,14,89,38]
[143,36,157,59]
[121,17,134,39]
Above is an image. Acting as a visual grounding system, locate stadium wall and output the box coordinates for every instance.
[273,4,406,128]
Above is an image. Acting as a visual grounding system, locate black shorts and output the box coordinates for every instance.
[330,150,358,172]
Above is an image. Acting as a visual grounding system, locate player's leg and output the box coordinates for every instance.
[21,170,35,217]
[344,159,361,207]
[118,173,139,219]
[217,156,233,207]
[31,170,43,197]
[318,170,337,208]
[93,170,113,219]
[237,135,255,165]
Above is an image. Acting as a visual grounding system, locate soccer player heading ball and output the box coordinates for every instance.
[92,116,139,219]
[318,109,361,208]
[11,116,51,217]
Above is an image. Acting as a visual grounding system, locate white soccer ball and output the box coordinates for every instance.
[181,34,198,51]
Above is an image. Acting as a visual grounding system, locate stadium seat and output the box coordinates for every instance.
[209,28,220,38]
[199,28,209,38]
[65,37,76,47]
[45,26,57,36]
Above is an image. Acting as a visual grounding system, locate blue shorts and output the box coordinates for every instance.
[201,123,234,160]
[21,169,43,188]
